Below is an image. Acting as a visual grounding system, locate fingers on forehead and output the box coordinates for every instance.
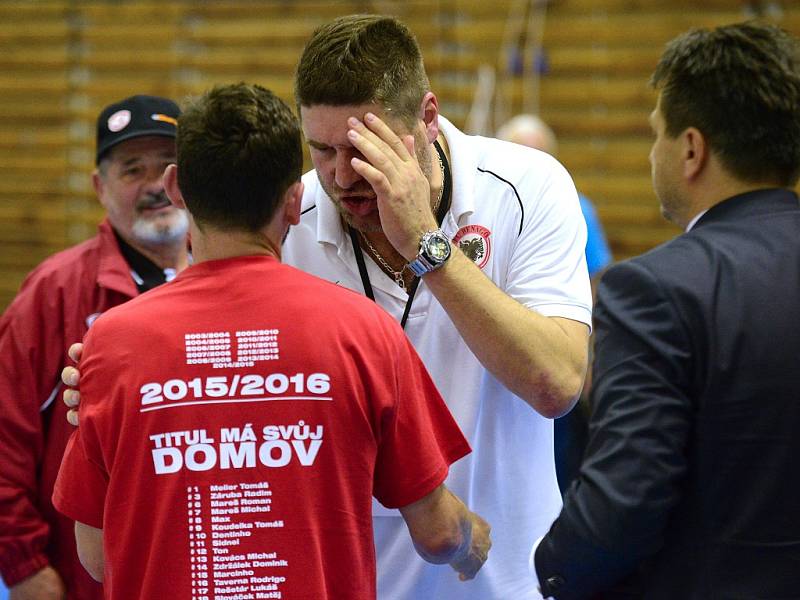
[362,114,413,159]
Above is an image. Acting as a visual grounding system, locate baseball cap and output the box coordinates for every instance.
[95,94,180,164]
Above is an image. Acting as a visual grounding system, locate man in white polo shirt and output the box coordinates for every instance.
[64,14,592,600]
[284,14,591,600]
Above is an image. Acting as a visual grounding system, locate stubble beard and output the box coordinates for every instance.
[656,184,687,229]
[319,177,382,233]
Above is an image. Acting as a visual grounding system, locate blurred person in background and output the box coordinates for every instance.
[0,95,189,600]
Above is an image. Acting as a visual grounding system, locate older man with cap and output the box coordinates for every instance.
[0,95,189,600]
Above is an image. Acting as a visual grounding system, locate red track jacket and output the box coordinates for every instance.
[0,220,137,599]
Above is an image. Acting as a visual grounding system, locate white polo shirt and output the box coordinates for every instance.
[283,116,592,600]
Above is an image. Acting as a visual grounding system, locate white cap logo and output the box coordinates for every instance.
[107,109,131,132]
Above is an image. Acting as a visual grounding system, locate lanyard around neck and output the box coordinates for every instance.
[348,139,452,329]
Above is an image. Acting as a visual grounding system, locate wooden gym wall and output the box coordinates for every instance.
[1,0,797,311]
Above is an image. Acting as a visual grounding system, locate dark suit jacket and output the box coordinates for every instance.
[535,189,800,599]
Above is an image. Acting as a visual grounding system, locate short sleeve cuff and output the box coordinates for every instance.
[52,434,106,529]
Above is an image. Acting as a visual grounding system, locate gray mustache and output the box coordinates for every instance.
[137,192,171,210]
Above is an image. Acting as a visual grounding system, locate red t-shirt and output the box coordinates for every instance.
[53,256,469,600]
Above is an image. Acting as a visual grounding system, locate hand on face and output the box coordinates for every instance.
[346,113,439,260]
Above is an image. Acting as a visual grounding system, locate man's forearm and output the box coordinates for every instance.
[407,487,473,565]
[74,522,104,583]
[423,249,589,417]
[7,565,65,600]
[401,485,467,563]
[0,414,54,586]
[0,385,52,586]
[400,484,491,581]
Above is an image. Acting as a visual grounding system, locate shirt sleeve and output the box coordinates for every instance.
[505,157,593,327]
[52,430,108,530]
[534,259,693,598]
[373,330,471,509]
[52,326,112,530]
[0,272,65,585]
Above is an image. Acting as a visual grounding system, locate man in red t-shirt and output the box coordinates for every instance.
[53,83,490,599]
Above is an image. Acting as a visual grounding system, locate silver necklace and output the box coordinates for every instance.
[360,151,446,290]
[360,233,407,289]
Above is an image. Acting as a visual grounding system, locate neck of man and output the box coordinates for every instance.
[189,223,282,264]
[359,135,450,281]
[128,238,190,272]
[680,167,786,230]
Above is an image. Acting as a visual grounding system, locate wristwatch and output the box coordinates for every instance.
[407,229,452,276]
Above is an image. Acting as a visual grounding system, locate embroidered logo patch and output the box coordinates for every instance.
[107,109,131,132]
[453,224,491,269]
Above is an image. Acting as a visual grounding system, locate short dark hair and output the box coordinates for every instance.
[651,22,800,187]
[294,14,430,127]
[176,83,302,232]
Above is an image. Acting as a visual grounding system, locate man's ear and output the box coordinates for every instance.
[92,169,107,208]
[419,92,440,144]
[682,127,707,180]
[163,164,186,209]
[283,181,304,226]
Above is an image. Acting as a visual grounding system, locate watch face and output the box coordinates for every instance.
[426,232,451,261]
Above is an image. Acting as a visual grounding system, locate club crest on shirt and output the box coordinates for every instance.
[453,225,491,269]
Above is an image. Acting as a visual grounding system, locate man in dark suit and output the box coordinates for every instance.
[533,22,800,599]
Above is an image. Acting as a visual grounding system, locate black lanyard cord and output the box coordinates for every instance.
[349,225,375,302]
